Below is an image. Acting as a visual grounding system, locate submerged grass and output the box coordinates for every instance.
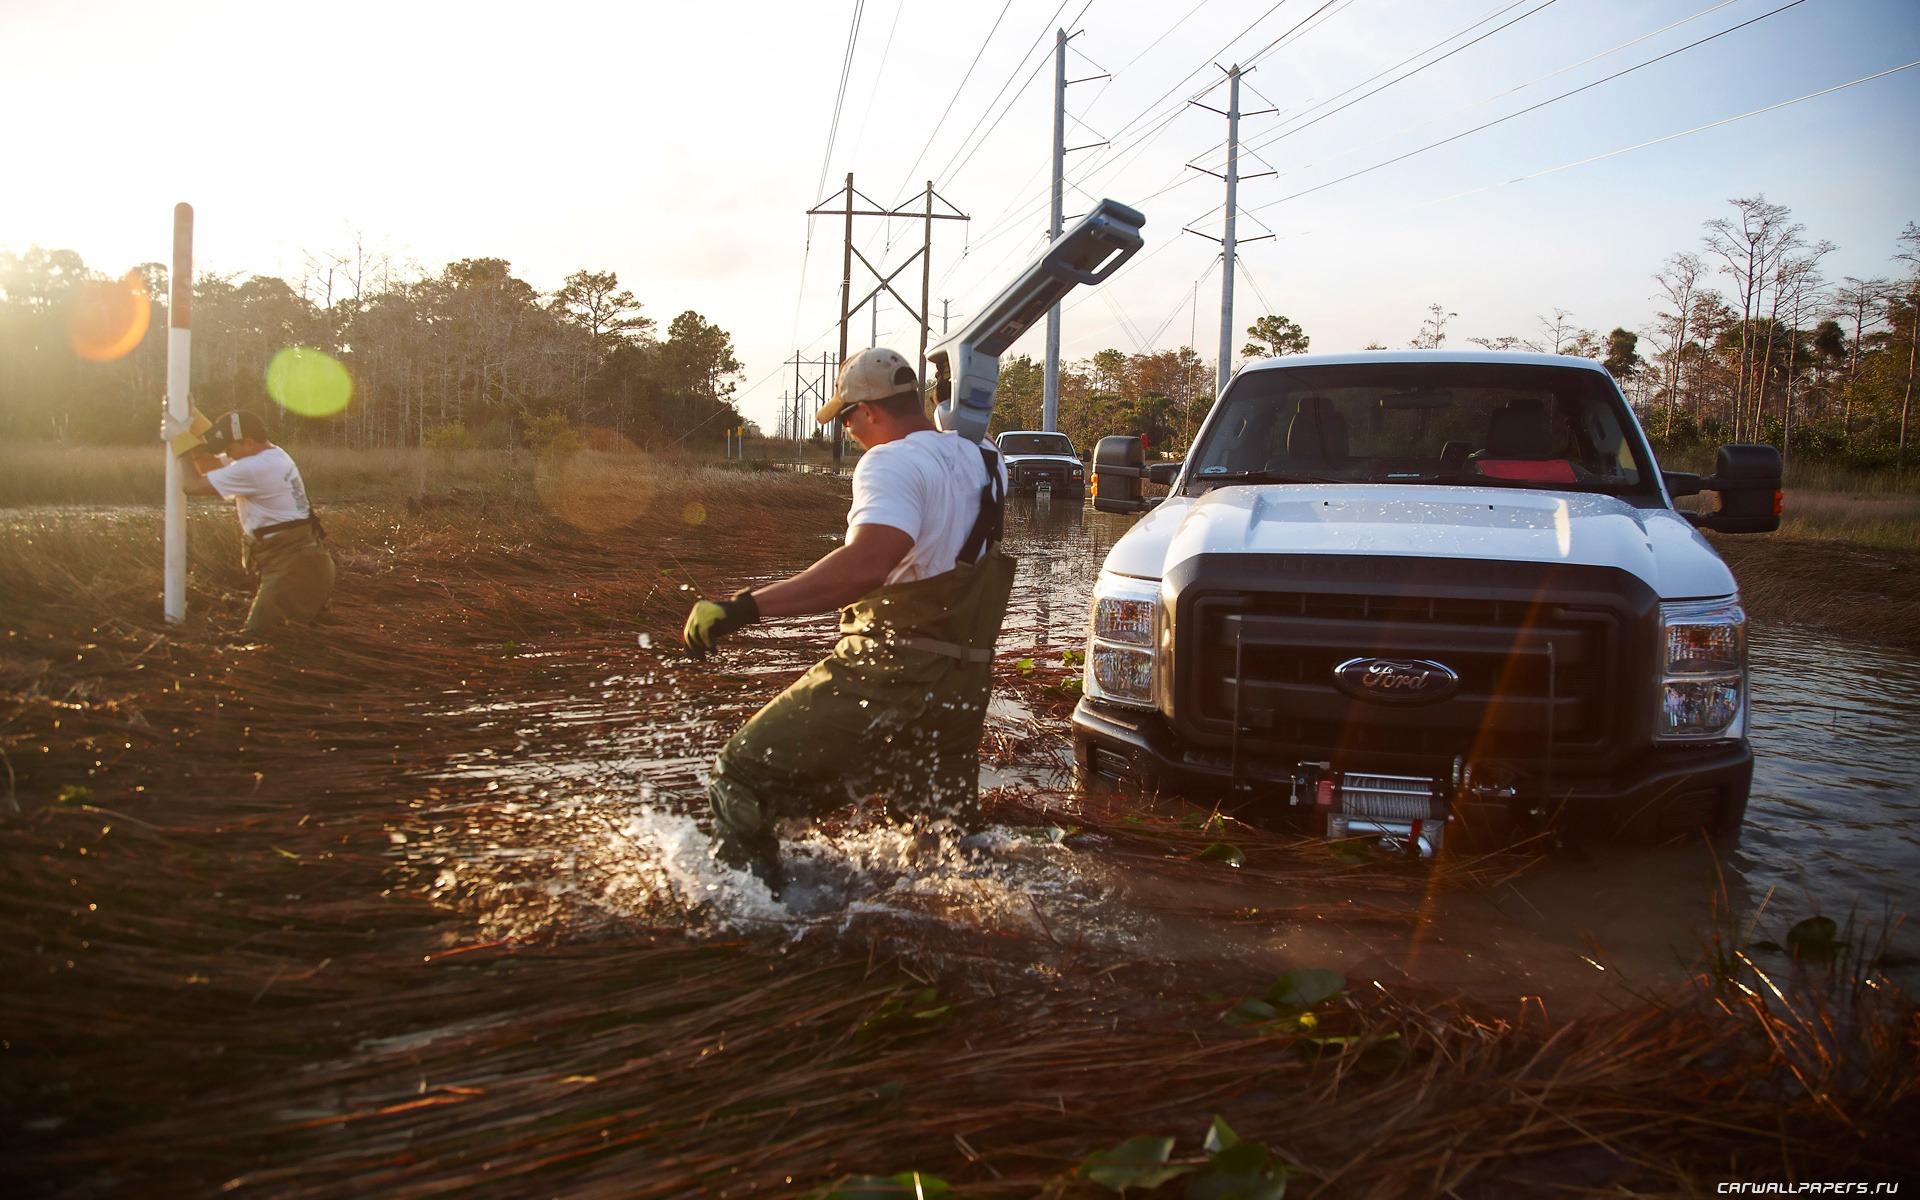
[3,478,1915,1196]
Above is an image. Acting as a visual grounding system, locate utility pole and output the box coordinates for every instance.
[807,174,968,460]
[163,203,193,624]
[1043,28,1110,432]
[1186,65,1274,398]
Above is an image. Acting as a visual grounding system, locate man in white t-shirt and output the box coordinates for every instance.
[683,347,1013,894]
[183,410,335,637]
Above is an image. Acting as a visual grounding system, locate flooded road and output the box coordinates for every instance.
[413,495,1920,1016]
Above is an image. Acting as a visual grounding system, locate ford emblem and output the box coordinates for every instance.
[1333,657,1460,705]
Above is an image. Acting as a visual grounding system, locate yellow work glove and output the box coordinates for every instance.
[683,590,761,659]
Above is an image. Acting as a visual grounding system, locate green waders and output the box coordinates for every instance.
[708,525,1015,885]
[241,525,335,635]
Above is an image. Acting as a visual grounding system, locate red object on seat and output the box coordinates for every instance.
[1476,459,1576,483]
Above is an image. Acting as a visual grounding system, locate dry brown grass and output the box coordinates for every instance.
[1779,489,1920,549]
[2,481,1914,1197]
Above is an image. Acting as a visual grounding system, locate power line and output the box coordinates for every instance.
[888,0,1019,197]
[1242,0,1558,155]
[1293,0,1745,174]
[1410,58,1920,209]
[1247,0,1813,214]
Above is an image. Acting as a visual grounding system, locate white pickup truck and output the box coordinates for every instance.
[1077,350,1781,854]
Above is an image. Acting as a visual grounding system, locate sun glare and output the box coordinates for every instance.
[266,347,354,417]
[66,271,150,362]
[533,427,655,533]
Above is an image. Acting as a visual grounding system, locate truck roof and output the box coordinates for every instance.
[1238,349,1615,375]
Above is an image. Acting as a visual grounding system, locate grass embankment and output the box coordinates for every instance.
[3,460,1913,1195]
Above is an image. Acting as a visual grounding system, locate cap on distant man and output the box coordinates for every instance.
[201,409,267,455]
[817,348,918,425]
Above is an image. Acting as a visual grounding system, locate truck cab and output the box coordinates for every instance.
[1076,351,1781,854]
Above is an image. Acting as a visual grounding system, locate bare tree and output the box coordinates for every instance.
[1409,303,1455,349]
[1772,247,1832,462]
[1897,222,1920,470]
[1832,276,1892,437]
[1650,253,1708,441]
[1702,196,1805,440]
[1527,308,1595,355]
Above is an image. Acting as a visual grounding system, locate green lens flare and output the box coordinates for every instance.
[266,347,353,417]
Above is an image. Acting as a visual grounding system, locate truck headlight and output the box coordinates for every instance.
[1655,598,1746,740]
[1086,573,1159,709]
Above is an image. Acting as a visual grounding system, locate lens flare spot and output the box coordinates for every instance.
[67,271,151,362]
[533,427,655,533]
[682,502,707,526]
[266,347,354,417]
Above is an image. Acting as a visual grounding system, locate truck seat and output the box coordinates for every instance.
[1476,398,1575,483]
[1285,397,1349,462]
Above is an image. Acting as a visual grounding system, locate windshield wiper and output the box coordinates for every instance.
[1191,470,1345,487]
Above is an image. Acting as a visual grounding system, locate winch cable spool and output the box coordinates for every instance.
[1336,772,1447,822]
[927,198,1144,444]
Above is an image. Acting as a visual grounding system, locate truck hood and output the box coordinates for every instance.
[1102,484,1738,600]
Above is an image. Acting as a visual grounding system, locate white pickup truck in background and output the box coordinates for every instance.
[1077,350,1782,855]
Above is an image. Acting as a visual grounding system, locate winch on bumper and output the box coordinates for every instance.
[1071,697,1752,853]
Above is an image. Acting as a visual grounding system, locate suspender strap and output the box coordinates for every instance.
[956,444,1005,567]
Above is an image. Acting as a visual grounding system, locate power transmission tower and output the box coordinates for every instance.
[788,350,837,456]
[807,173,968,460]
[1186,65,1274,398]
[1044,28,1109,432]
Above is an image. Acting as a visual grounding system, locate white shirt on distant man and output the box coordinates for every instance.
[204,445,312,534]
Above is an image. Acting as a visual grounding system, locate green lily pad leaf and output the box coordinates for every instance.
[1203,1114,1241,1155]
[1223,998,1277,1027]
[1062,648,1085,665]
[1016,657,1035,674]
[1077,1135,1191,1192]
[1787,916,1838,960]
[1187,1140,1286,1200]
[1329,840,1371,865]
[1198,842,1245,867]
[1266,968,1345,1010]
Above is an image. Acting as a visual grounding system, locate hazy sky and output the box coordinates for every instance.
[3,0,1916,429]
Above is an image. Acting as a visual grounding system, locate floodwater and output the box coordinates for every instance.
[412,495,1920,1016]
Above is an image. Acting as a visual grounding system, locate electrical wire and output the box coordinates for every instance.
[1242,0,1559,155]
[889,0,1020,198]
[1247,0,1813,214]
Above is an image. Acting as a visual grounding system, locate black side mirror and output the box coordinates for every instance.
[1145,460,1183,486]
[1092,435,1149,513]
[1679,444,1782,534]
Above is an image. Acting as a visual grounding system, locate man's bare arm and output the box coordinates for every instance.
[748,523,912,619]
[180,450,221,496]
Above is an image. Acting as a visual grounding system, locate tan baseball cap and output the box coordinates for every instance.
[817,347,918,425]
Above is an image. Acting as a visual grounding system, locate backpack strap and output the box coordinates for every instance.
[956,443,1005,566]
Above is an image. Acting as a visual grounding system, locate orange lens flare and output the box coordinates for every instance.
[532,427,656,533]
[67,271,151,362]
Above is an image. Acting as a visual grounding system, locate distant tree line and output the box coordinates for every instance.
[991,199,1917,471]
[0,246,746,451]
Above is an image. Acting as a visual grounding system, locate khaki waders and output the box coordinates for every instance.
[241,524,335,635]
[708,457,1015,882]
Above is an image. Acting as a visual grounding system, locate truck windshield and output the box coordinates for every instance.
[998,433,1076,456]
[1185,362,1655,497]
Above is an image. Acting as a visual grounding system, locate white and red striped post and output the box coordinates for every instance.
[163,203,193,624]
